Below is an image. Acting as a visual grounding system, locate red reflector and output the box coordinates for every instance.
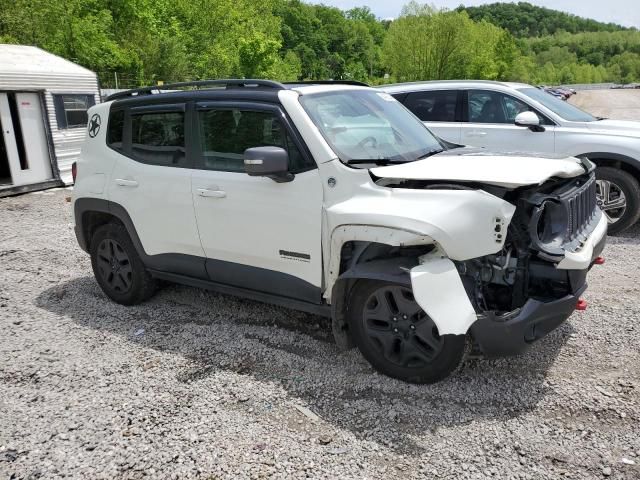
[576,299,588,311]
[594,256,605,265]
[71,162,77,183]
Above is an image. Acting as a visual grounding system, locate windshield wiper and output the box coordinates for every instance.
[414,148,444,161]
[345,158,397,166]
[346,148,444,166]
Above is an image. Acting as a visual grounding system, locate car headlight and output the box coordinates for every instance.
[530,199,569,258]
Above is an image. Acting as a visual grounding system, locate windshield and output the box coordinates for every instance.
[299,90,443,164]
[519,87,597,122]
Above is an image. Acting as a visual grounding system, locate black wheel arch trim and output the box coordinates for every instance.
[331,256,416,351]
[578,152,640,174]
[74,197,208,279]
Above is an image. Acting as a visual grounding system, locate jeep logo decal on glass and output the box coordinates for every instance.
[88,114,101,138]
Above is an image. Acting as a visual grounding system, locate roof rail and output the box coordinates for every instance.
[284,80,369,87]
[106,79,286,101]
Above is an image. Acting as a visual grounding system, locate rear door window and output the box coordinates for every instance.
[402,90,458,122]
[129,109,186,167]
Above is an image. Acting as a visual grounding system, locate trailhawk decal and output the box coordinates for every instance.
[279,250,311,263]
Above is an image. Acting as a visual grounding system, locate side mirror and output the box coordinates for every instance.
[515,111,545,132]
[244,146,293,183]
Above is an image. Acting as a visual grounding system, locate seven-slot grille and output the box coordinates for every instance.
[567,173,597,239]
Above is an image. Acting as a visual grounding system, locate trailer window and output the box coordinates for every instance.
[53,94,95,129]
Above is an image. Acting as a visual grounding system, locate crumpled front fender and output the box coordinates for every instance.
[410,247,477,335]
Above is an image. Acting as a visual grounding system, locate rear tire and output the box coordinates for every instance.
[595,166,640,235]
[90,223,156,305]
[348,280,466,384]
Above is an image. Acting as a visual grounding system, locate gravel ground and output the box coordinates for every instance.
[1,189,639,480]
[569,89,640,120]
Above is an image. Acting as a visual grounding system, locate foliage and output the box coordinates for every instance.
[458,2,629,37]
[0,0,638,87]
[383,3,517,81]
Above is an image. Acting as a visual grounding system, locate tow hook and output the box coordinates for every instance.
[576,299,588,311]
[594,256,605,265]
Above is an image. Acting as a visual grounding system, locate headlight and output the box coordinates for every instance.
[530,199,569,258]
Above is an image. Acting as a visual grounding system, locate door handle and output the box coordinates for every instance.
[466,131,487,137]
[197,188,226,198]
[115,178,139,187]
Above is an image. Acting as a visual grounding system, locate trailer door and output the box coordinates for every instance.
[0,92,53,186]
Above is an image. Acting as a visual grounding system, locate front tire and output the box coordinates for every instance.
[90,223,156,305]
[595,167,640,234]
[348,280,466,384]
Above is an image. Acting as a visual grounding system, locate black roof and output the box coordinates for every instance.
[106,79,369,103]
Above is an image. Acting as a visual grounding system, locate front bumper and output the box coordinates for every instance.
[470,227,606,357]
[556,212,607,270]
[470,285,586,357]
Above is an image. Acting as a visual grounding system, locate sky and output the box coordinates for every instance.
[315,0,640,28]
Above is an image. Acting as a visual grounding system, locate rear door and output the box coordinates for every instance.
[460,89,556,153]
[190,101,323,303]
[395,90,462,144]
[107,103,206,276]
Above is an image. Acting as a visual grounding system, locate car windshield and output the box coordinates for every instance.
[299,89,443,164]
[518,87,597,122]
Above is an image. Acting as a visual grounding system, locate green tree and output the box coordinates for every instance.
[383,3,519,82]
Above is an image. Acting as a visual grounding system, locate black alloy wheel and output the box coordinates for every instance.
[349,280,466,384]
[95,238,133,294]
[90,223,157,305]
[361,284,444,368]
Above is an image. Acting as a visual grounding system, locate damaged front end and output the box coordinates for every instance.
[453,171,607,356]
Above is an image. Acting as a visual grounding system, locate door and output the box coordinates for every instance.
[398,90,462,144]
[191,102,323,303]
[460,89,556,153]
[0,92,53,186]
[106,104,206,276]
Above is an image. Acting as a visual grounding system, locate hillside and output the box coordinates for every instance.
[457,2,629,37]
[0,0,638,86]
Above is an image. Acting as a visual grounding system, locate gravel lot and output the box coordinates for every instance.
[569,89,640,120]
[1,189,639,479]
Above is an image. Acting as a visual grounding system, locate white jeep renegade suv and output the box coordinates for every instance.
[72,79,607,383]
[381,80,640,234]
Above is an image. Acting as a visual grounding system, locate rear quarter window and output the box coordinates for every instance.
[107,110,124,152]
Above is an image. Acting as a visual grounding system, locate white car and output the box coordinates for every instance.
[382,80,640,233]
[72,80,606,384]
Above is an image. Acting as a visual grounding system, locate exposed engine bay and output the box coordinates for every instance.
[375,171,601,315]
[454,172,600,315]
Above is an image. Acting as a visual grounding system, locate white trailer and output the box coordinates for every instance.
[0,44,100,196]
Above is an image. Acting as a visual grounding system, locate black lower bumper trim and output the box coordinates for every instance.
[470,283,587,357]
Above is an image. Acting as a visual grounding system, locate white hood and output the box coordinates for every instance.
[584,119,640,138]
[370,149,587,188]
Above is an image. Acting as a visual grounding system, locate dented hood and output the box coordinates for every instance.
[370,148,587,189]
